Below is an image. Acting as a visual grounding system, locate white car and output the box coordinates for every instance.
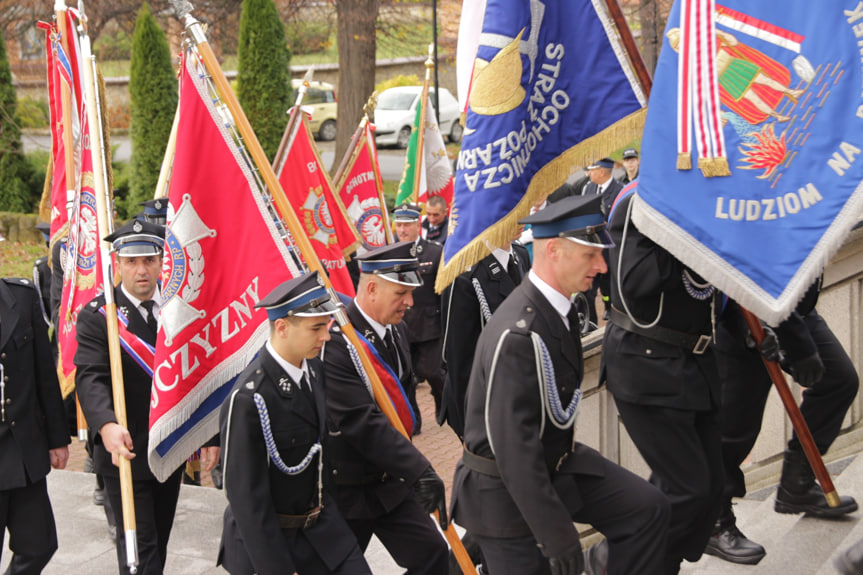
[374,86,463,148]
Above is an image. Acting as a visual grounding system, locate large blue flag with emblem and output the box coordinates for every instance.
[436,0,647,291]
[634,0,863,324]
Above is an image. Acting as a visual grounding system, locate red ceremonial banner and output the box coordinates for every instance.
[336,122,389,252]
[56,112,105,397]
[148,53,302,481]
[275,113,360,296]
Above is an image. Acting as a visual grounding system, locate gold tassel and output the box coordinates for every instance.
[435,108,648,293]
[677,152,692,170]
[698,157,732,178]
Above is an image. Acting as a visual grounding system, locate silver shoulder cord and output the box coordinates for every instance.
[472,278,493,324]
[616,195,664,328]
[343,334,376,401]
[440,284,456,363]
[484,330,580,456]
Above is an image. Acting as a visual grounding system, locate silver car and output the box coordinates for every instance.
[373,86,463,148]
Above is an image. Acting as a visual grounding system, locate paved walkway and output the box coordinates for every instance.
[0,383,464,574]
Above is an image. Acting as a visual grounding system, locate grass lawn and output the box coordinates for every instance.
[0,241,46,278]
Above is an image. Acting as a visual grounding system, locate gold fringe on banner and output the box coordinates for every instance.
[434,108,647,293]
[677,152,692,170]
[698,156,731,177]
[39,155,53,223]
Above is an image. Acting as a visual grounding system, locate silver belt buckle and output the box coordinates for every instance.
[693,335,711,355]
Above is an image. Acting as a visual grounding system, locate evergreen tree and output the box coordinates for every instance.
[237,0,293,160]
[128,3,177,212]
[0,28,34,212]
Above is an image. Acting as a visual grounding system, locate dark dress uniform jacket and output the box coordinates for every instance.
[439,244,530,436]
[451,279,605,558]
[602,193,719,410]
[219,351,358,574]
[402,238,443,343]
[75,288,161,479]
[321,302,431,519]
[0,278,69,490]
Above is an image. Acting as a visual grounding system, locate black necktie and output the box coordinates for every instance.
[507,254,521,285]
[384,327,401,375]
[567,305,582,338]
[300,373,315,405]
[141,300,157,333]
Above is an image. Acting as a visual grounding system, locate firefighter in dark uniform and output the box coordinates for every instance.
[393,203,445,428]
[438,234,530,440]
[138,198,168,225]
[451,195,669,575]
[704,280,858,565]
[602,184,723,574]
[75,220,219,575]
[31,222,53,333]
[0,276,70,575]
[218,271,371,575]
[321,242,449,575]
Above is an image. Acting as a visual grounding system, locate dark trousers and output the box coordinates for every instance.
[615,399,723,574]
[409,338,445,413]
[473,455,669,575]
[717,310,859,498]
[104,467,184,575]
[347,497,448,575]
[0,478,57,575]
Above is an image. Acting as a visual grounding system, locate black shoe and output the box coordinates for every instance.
[835,537,863,575]
[775,449,858,518]
[704,523,766,565]
[583,539,608,575]
[211,464,224,490]
[93,486,105,506]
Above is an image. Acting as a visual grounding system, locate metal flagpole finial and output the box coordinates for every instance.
[425,43,434,69]
[364,91,379,121]
[171,0,195,22]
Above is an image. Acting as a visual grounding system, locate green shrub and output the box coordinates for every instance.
[17,97,49,129]
[95,29,133,61]
[375,74,420,94]
[286,21,333,55]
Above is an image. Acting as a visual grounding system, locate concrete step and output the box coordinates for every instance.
[681,451,863,574]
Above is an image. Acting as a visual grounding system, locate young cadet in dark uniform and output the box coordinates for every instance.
[75,220,220,575]
[603,185,722,574]
[438,232,530,440]
[0,276,70,575]
[218,271,371,575]
[451,195,669,575]
[322,242,449,575]
[393,203,445,427]
[705,281,857,565]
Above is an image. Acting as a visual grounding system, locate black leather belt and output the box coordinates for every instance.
[277,505,323,529]
[609,307,711,355]
[462,448,501,478]
[332,471,387,486]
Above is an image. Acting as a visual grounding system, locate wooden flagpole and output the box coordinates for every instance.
[740,307,841,507]
[411,45,434,204]
[76,2,139,570]
[181,12,473,572]
[331,94,394,246]
[154,103,181,199]
[602,0,652,98]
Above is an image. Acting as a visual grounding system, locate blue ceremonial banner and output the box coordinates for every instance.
[634,1,863,324]
[436,0,647,290]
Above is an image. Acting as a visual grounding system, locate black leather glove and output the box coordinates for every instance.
[790,352,824,387]
[549,545,584,575]
[413,466,448,529]
[744,325,781,363]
